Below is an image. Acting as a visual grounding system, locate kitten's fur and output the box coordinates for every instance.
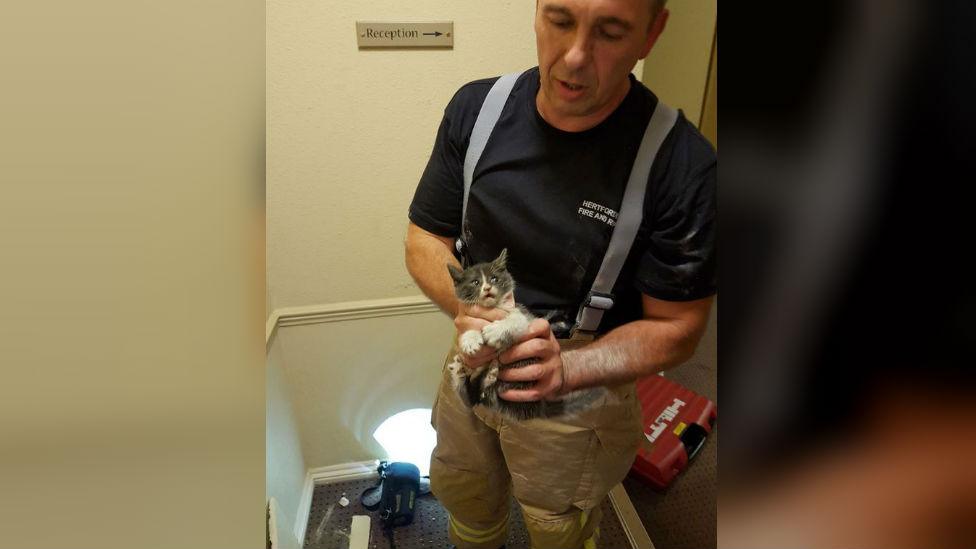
[447,249,604,420]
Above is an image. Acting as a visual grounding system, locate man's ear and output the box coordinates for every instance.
[639,8,669,59]
[494,248,508,269]
[447,264,464,283]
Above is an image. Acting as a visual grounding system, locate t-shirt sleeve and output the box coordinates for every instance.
[408,81,491,238]
[635,127,717,301]
[408,107,464,237]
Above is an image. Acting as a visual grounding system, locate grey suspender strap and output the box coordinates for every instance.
[458,71,522,255]
[572,100,679,338]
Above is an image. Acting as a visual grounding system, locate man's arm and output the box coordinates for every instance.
[563,294,714,389]
[404,221,462,316]
[498,294,714,400]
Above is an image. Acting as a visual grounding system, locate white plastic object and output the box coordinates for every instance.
[350,515,370,549]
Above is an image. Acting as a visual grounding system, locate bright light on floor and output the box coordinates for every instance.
[372,408,436,476]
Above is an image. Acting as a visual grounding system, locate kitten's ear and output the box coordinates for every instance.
[494,248,508,269]
[447,264,464,283]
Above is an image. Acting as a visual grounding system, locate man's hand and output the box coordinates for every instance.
[454,303,507,369]
[496,318,566,401]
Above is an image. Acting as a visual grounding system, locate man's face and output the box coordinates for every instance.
[534,0,662,127]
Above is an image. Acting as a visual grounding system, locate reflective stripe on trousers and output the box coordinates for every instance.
[449,512,511,548]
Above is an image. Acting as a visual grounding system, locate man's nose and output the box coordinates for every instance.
[564,32,591,71]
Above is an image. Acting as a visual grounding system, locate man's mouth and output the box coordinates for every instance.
[558,78,585,91]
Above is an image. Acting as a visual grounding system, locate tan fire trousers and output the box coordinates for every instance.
[430,342,643,549]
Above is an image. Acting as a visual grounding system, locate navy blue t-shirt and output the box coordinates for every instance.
[409,67,716,334]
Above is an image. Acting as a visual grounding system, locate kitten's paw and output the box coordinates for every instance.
[481,321,511,349]
[459,330,484,355]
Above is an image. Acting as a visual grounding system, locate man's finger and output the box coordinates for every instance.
[455,316,490,332]
[523,318,551,339]
[460,349,496,369]
[500,338,547,364]
[497,363,543,382]
[460,347,494,361]
[465,305,508,322]
[498,387,543,402]
[460,343,495,359]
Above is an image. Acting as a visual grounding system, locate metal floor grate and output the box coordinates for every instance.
[303,476,632,549]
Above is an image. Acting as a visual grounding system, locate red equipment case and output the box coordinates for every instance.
[630,374,717,489]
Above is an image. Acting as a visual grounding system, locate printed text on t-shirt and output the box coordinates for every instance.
[578,200,617,227]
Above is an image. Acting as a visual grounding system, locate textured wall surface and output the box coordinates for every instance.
[268,1,539,311]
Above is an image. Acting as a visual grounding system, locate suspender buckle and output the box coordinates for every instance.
[568,291,615,341]
[567,327,598,342]
[583,291,615,311]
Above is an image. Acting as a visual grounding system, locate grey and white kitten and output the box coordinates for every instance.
[447,249,603,420]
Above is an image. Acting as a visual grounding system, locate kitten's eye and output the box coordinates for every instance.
[471,280,479,286]
[490,276,497,283]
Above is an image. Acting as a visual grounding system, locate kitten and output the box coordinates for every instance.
[446,249,604,420]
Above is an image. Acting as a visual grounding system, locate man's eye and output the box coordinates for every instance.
[600,28,623,40]
[551,19,572,28]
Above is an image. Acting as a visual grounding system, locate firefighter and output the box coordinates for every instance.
[405,0,715,547]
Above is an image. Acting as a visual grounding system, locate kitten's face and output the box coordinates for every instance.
[448,249,514,307]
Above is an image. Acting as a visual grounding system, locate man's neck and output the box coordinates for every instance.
[536,77,631,132]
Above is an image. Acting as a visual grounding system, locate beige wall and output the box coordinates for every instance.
[641,0,717,126]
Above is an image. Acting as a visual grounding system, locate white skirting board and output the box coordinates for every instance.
[293,461,654,549]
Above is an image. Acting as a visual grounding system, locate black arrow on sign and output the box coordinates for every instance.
[423,31,443,37]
